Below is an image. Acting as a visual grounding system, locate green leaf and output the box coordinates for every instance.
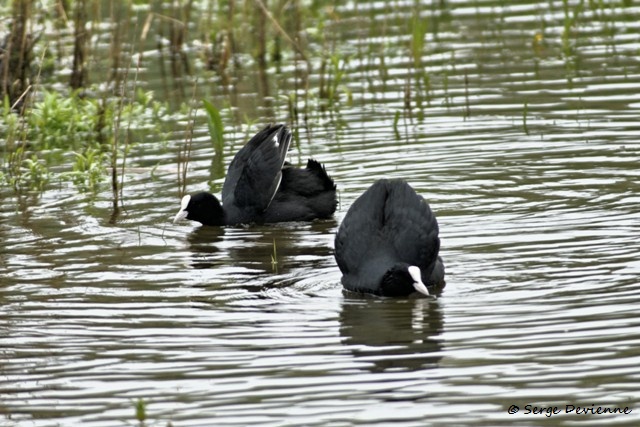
[203,99,224,155]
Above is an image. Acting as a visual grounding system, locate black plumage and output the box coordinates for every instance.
[174,124,336,226]
[334,179,445,297]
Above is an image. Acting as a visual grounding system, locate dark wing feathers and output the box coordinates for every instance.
[335,179,440,279]
[383,181,440,272]
[334,180,389,276]
[222,124,291,211]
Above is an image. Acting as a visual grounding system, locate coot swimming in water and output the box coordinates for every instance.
[174,124,336,226]
[334,179,445,297]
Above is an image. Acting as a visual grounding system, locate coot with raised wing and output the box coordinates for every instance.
[174,124,336,226]
[334,179,445,297]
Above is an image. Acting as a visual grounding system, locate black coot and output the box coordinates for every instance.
[334,179,445,297]
[174,124,336,226]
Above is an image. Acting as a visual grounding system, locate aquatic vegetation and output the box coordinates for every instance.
[66,147,107,192]
[27,90,98,151]
[0,0,633,206]
[271,238,279,272]
[410,12,427,67]
[523,101,530,135]
[0,88,173,193]
[393,110,401,139]
[561,0,580,83]
[20,154,49,191]
[203,99,224,155]
[325,53,353,110]
[134,397,146,423]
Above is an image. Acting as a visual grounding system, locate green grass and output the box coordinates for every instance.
[1,88,174,193]
[203,99,225,155]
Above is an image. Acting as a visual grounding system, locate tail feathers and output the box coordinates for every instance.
[306,159,336,191]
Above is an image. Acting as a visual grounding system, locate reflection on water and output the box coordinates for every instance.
[340,297,444,373]
[2,0,640,425]
[184,220,336,276]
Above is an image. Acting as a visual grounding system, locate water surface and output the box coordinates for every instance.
[2,1,640,426]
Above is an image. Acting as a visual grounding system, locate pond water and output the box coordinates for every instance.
[2,1,640,426]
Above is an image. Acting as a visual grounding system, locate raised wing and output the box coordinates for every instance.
[221,124,291,212]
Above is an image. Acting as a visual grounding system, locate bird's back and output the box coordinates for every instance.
[264,159,337,222]
[335,179,440,292]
